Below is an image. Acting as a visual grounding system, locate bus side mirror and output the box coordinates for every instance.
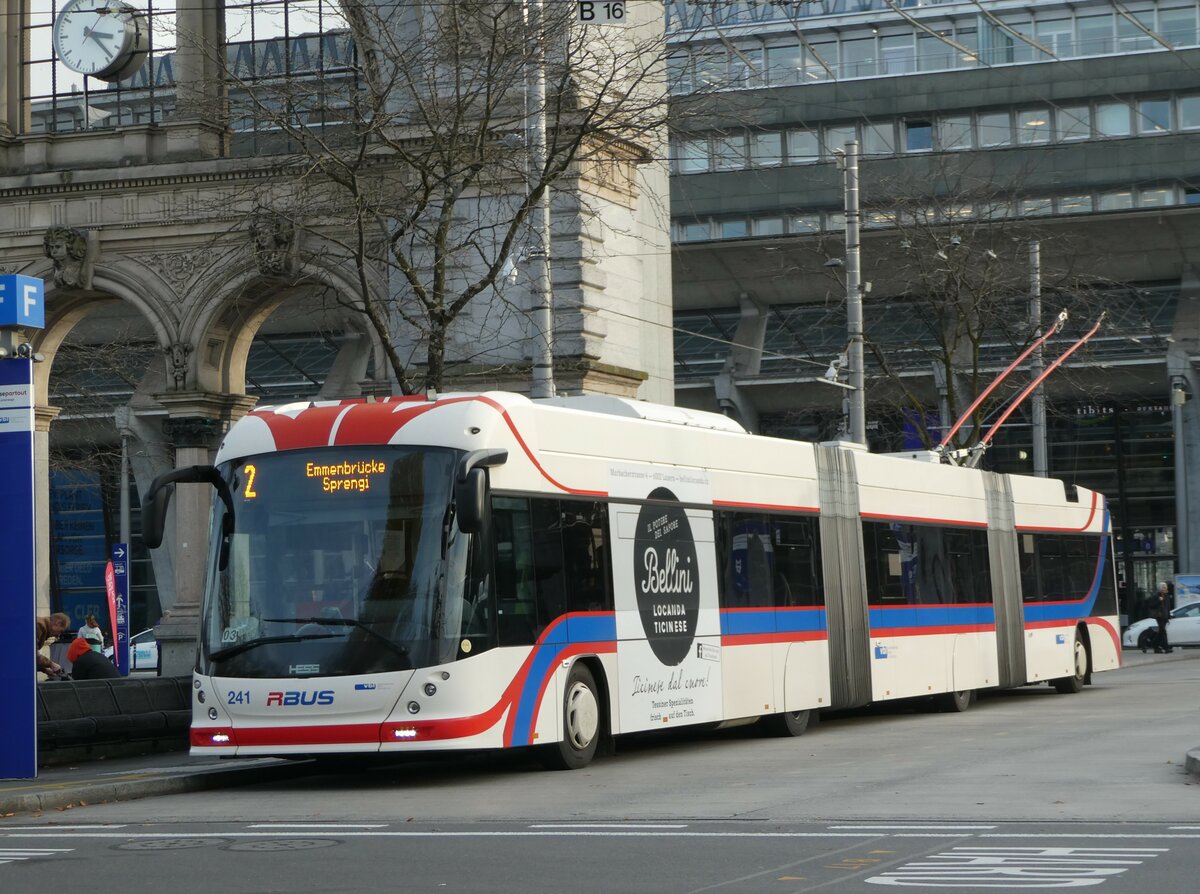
[453,448,507,534]
[141,482,174,549]
[455,468,487,534]
[140,464,230,549]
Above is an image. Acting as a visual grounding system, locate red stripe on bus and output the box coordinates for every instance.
[1087,617,1121,655]
[1015,492,1101,533]
[713,500,819,513]
[860,511,988,528]
[870,625,996,637]
[721,632,828,646]
[502,641,617,747]
[1023,619,1076,629]
[199,723,381,747]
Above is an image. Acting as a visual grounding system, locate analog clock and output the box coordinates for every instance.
[52,0,149,82]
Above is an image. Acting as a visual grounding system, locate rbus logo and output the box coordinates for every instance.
[266,690,335,706]
[634,487,700,666]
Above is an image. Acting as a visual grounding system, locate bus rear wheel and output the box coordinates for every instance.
[542,663,602,770]
[936,689,974,712]
[764,709,812,737]
[1053,631,1088,694]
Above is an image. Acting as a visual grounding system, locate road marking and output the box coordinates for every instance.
[247,824,387,829]
[1,830,881,839]
[0,848,72,866]
[984,833,1200,839]
[830,825,996,831]
[865,846,1164,888]
[528,823,689,829]
[0,825,125,831]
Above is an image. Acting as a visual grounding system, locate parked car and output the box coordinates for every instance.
[104,629,160,672]
[1122,600,1200,651]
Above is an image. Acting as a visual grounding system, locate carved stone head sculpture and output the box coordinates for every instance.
[249,215,295,276]
[43,226,93,288]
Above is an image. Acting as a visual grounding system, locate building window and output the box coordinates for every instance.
[806,42,837,81]
[904,119,933,152]
[1097,102,1131,137]
[1056,106,1091,141]
[1137,98,1172,133]
[1098,191,1134,210]
[1034,19,1074,58]
[841,38,877,78]
[720,219,750,239]
[824,125,857,158]
[677,139,710,174]
[1020,198,1053,216]
[917,32,955,72]
[862,123,895,156]
[1185,188,1200,205]
[790,214,822,234]
[1017,108,1050,144]
[1139,187,1174,207]
[1181,95,1200,129]
[679,221,711,242]
[1077,13,1115,55]
[1058,195,1094,214]
[1160,7,1199,46]
[750,132,783,167]
[766,43,801,86]
[938,115,973,150]
[787,129,820,163]
[730,46,764,88]
[754,217,785,236]
[978,111,1012,147]
[694,48,727,89]
[881,34,916,74]
[712,135,747,171]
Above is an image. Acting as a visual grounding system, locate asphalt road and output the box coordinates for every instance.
[2,651,1197,892]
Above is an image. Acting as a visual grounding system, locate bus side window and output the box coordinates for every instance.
[491,496,537,646]
[1019,533,1038,601]
[772,516,823,606]
[530,499,567,632]
[562,501,610,614]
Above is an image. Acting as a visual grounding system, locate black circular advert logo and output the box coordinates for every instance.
[635,487,699,666]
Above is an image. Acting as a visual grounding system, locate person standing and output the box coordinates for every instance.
[35,612,71,677]
[1150,581,1174,654]
[77,613,104,646]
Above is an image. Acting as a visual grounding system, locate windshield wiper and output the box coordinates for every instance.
[262,616,410,659]
[209,632,341,662]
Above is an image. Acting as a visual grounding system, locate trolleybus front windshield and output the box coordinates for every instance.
[200,445,479,678]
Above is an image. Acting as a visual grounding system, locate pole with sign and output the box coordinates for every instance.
[108,544,131,675]
[0,273,45,779]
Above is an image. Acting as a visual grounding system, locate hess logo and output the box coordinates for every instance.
[266,690,335,706]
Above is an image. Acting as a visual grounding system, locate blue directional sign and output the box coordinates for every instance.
[111,543,131,676]
[0,359,37,778]
[0,275,46,329]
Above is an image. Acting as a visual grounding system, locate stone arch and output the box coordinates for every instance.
[25,258,177,407]
[184,255,391,397]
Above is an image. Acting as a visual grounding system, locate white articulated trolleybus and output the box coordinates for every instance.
[142,392,1120,769]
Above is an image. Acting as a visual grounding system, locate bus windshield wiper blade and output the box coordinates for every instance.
[208,633,340,662]
[262,617,410,658]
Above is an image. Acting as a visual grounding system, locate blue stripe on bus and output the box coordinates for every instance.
[868,604,997,630]
[508,613,618,748]
[719,608,828,636]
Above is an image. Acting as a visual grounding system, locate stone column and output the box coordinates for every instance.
[34,406,61,619]
[1,0,25,137]
[164,0,227,159]
[152,392,257,676]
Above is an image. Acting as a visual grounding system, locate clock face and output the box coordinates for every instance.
[53,0,143,79]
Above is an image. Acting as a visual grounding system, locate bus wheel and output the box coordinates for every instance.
[1053,631,1088,694]
[543,663,602,770]
[764,709,812,737]
[937,689,973,712]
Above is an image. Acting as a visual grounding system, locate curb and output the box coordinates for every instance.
[0,760,313,817]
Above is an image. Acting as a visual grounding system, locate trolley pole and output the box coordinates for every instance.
[1029,241,1048,477]
[842,141,866,446]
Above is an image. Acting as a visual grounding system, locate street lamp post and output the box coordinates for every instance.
[840,141,866,446]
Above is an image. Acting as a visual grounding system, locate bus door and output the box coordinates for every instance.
[607,477,724,734]
[983,472,1026,688]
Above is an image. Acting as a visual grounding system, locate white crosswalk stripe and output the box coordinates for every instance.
[0,848,73,865]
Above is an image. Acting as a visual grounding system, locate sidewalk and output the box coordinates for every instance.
[0,751,312,817]
[3,648,1199,816]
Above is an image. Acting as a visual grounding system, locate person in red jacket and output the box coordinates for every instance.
[67,627,119,680]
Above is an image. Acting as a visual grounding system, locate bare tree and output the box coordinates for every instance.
[213,0,671,393]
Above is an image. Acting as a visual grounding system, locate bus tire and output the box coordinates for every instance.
[764,709,812,737]
[1053,631,1088,694]
[936,689,973,712]
[542,663,602,771]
